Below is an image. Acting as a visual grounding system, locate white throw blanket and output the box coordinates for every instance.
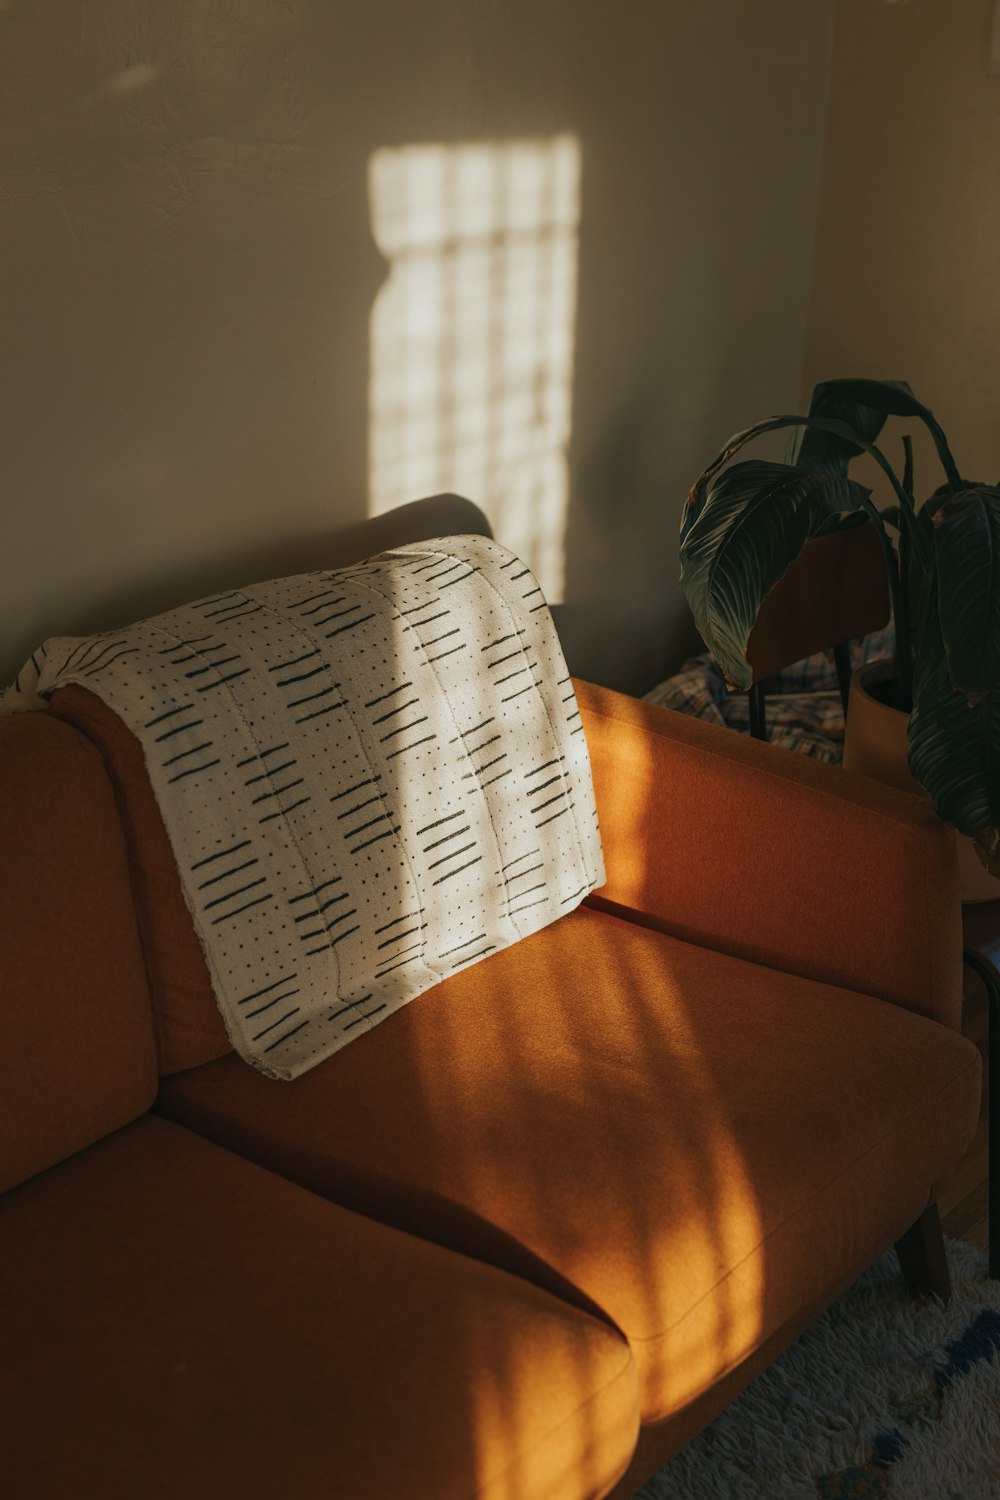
[2,535,604,1079]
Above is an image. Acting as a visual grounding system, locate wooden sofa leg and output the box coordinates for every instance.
[894,1202,950,1301]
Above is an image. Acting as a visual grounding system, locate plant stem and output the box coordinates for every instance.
[898,436,913,707]
[925,411,963,491]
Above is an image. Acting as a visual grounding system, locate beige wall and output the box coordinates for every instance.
[805,0,1000,496]
[1,1,834,694]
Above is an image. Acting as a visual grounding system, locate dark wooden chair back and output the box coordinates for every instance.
[742,523,891,740]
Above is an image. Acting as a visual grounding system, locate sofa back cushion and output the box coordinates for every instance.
[0,714,158,1191]
[49,685,231,1075]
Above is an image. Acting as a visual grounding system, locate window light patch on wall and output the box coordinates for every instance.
[368,134,581,600]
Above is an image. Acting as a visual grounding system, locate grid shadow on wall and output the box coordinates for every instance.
[368,134,581,599]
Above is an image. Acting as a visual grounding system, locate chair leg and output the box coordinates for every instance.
[748,682,768,741]
[894,1202,950,1301]
[833,640,853,718]
[962,948,999,1280]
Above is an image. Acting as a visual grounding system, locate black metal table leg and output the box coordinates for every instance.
[962,947,999,1280]
[748,682,767,741]
[833,640,853,718]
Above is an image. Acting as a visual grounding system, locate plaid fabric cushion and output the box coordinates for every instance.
[643,627,895,765]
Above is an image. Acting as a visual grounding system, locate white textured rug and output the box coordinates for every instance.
[635,1240,1000,1500]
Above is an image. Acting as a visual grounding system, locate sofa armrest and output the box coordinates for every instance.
[575,679,964,1030]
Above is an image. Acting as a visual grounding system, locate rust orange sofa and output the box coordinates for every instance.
[0,497,982,1499]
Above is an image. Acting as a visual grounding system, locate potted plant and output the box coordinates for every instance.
[678,377,1000,890]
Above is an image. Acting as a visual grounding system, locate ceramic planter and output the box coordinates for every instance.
[842,659,999,905]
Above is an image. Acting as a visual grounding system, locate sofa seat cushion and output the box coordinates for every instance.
[157,906,981,1427]
[0,1114,638,1500]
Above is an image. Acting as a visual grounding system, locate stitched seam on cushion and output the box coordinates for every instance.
[625,1051,980,1347]
[586,702,939,840]
[582,898,950,1031]
[635,1215,915,1426]
[466,1345,638,1500]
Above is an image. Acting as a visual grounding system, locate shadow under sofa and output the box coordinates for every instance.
[1,495,982,1500]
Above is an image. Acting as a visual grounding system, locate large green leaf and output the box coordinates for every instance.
[909,596,1000,872]
[933,486,1000,695]
[787,379,898,473]
[792,378,961,490]
[679,459,872,690]
[684,413,898,539]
